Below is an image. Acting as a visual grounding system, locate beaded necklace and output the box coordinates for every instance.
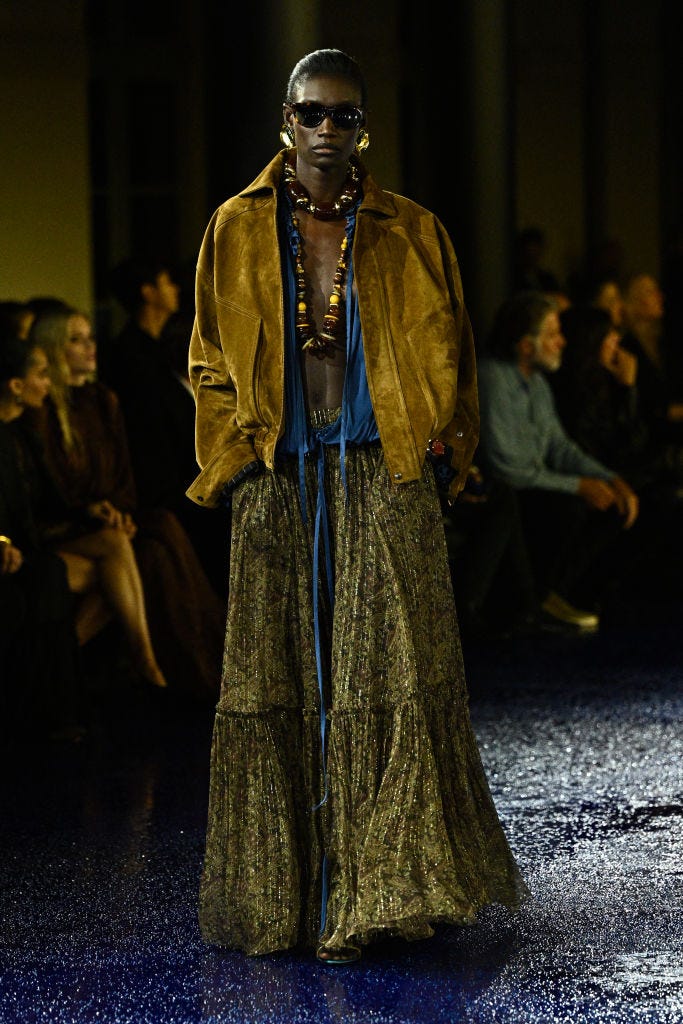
[283,150,360,220]
[284,153,361,359]
[290,213,349,359]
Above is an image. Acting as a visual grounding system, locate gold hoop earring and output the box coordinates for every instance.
[355,128,369,153]
[280,123,295,149]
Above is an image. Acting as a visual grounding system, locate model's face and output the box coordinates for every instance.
[65,314,97,381]
[18,347,51,408]
[284,74,364,173]
[531,310,566,372]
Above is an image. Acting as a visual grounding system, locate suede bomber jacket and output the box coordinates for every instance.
[187,150,479,508]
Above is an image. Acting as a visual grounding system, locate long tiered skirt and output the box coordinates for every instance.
[198,445,529,954]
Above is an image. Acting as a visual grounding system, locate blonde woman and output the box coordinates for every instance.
[28,306,224,703]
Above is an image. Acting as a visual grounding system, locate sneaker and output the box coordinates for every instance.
[541,591,600,630]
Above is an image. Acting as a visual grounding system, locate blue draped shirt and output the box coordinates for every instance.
[277,194,380,479]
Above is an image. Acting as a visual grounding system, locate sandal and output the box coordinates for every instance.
[316,943,361,965]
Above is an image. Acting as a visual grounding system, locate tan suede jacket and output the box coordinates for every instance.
[187,150,479,508]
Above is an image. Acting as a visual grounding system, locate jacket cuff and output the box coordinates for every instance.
[220,461,262,506]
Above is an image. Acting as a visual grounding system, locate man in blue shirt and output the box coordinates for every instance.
[476,290,639,628]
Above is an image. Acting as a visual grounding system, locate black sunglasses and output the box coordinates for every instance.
[289,101,364,130]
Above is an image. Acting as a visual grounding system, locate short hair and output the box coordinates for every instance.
[486,290,558,360]
[0,330,38,385]
[285,49,367,108]
[109,257,171,315]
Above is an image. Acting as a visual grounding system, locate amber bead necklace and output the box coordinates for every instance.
[290,214,348,359]
[284,153,360,358]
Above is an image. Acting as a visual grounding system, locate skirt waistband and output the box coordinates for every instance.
[308,407,342,428]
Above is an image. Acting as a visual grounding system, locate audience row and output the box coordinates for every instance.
[2,255,681,744]
[0,269,229,748]
[446,274,682,639]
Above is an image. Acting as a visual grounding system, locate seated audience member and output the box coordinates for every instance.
[552,303,682,601]
[101,257,230,596]
[27,305,225,705]
[476,291,639,629]
[570,273,626,330]
[99,256,181,508]
[1,328,168,692]
[621,272,683,471]
[0,330,86,745]
[554,305,661,489]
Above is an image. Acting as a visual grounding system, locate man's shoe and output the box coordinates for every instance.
[541,591,600,630]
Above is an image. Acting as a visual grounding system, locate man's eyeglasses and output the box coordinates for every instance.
[289,102,364,130]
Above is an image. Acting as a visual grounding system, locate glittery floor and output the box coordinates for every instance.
[1,600,682,1024]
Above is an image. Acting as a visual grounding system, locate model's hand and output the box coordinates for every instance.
[0,539,23,575]
[577,477,617,512]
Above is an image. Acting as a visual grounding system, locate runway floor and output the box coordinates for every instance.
[1,600,681,1024]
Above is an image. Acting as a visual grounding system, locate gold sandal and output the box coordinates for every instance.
[316,943,361,965]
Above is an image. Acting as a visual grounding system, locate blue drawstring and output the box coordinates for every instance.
[278,194,378,940]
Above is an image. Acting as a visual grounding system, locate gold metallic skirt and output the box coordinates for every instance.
[198,444,529,954]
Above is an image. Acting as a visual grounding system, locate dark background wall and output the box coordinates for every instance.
[2,0,681,346]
